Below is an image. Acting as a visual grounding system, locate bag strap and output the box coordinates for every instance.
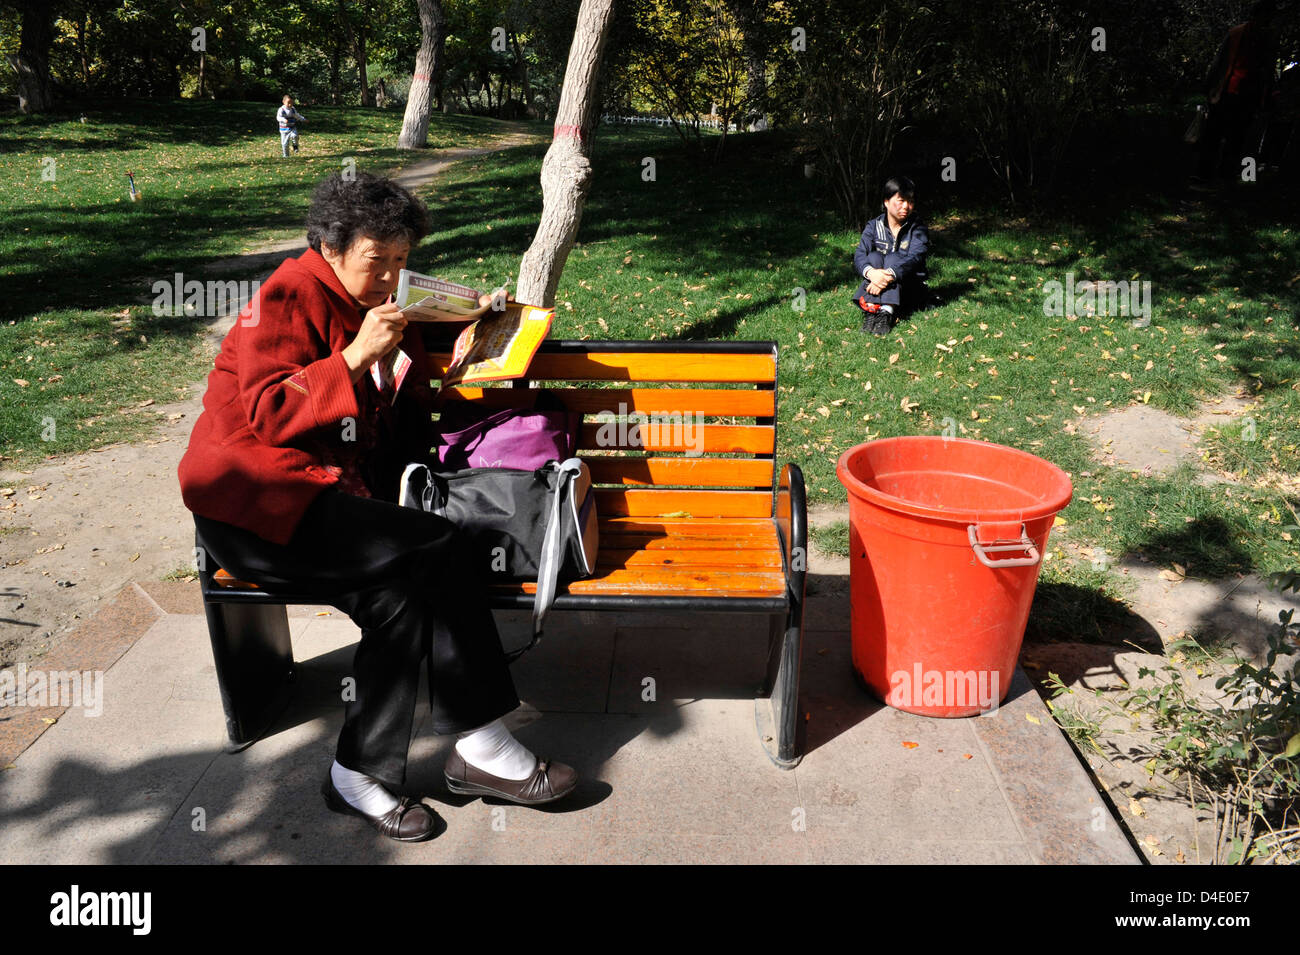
[503,458,582,663]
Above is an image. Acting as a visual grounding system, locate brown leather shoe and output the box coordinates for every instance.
[321,772,438,842]
[444,748,578,805]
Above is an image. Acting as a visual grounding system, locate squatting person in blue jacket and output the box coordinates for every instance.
[851,175,930,335]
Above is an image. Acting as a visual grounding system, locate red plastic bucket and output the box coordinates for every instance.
[836,437,1073,717]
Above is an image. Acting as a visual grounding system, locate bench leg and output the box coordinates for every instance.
[203,601,296,751]
[756,602,804,769]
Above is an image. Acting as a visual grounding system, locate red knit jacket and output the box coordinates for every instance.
[178,248,436,545]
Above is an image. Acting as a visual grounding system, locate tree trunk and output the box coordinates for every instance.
[77,12,91,88]
[337,0,372,106]
[357,32,371,106]
[231,25,244,98]
[726,0,768,128]
[6,0,55,113]
[515,0,616,309]
[398,0,445,148]
[330,41,342,105]
[510,30,532,117]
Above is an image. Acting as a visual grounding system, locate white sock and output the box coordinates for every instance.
[881,304,895,315]
[455,719,537,781]
[331,760,399,816]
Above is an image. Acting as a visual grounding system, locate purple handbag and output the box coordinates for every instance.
[431,403,582,471]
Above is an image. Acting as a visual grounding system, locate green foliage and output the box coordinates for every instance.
[1122,613,1300,862]
[788,0,940,225]
[938,0,1104,203]
[1041,671,1108,755]
[616,0,748,152]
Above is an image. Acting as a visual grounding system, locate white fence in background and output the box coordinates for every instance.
[601,113,738,132]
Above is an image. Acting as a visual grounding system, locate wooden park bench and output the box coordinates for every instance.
[197,340,808,767]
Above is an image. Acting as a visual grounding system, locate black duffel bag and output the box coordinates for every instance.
[399,457,598,660]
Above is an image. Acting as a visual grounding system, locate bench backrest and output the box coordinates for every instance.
[429,340,780,520]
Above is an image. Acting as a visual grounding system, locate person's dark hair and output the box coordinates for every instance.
[305,171,430,255]
[1248,0,1276,22]
[882,175,916,203]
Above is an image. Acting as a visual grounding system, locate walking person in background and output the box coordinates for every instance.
[1193,0,1280,187]
[277,94,307,157]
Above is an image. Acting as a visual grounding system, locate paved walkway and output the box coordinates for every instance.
[0,561,1138,864]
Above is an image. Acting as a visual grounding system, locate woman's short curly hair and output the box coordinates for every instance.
[305,171,430,255]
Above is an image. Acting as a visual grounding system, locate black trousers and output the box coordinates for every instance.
[195,490,520,787]
[1197,93,1257,180]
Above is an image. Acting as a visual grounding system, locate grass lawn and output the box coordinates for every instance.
[0,98,518,465]
[3,100,1298,633]
[418,120,1300,616]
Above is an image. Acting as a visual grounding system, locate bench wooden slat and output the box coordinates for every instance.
[209,518,784,594]
[578,422,774,454]
[597,547,782,569]
[602,530,779,549]
[497,567,787,598]
[594,488,773,517]
[441,387,776,418]
[429,351,777,384]
[583,456,774,488]
[599,515,779,536]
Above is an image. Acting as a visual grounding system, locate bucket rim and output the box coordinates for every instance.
[835,436,1074,524]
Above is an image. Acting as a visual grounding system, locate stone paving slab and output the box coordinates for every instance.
[0,581,1138,864]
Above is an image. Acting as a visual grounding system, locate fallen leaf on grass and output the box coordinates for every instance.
[888,353,900,365]
[13,379,29,388]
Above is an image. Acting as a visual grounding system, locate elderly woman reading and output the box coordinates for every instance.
[178,172,576,843]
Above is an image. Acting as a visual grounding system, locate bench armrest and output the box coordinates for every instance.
[775,463,807,600]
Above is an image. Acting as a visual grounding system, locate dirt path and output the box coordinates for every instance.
[0,128,548,671]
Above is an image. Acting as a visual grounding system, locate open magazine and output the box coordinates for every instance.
[442,302,554,387]
[369,299,554,399]
[395,269,498,322]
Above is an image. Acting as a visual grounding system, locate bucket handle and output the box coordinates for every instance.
[967,524,1040,568]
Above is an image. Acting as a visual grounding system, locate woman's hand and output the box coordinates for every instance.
[342,300,408,381]
[479,288,515,312]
